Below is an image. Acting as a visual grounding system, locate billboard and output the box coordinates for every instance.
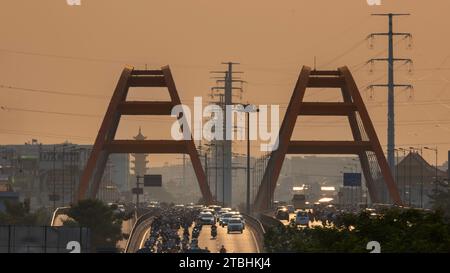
[132,188,143,195]
[143,175,162,187]
[343,173,362,187]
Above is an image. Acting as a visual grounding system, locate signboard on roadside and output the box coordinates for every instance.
[143,175,162,187]
[343,173,362,187]
[132,188,143,195]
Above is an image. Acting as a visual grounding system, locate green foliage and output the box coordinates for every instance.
[0,200,50,225]
[63,199,124,251]
[429,181,450,220]
[264,208,450,253]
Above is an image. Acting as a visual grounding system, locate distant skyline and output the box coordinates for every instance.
[1,0,450,165]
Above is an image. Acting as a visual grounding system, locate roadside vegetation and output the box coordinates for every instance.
[265,182,450,253]
[63,199,126,252]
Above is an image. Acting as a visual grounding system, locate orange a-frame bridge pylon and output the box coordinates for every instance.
[76,66,213,204]
[253,66,403,211]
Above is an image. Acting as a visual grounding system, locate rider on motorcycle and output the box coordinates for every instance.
[219,245,227,253]
[211,224,218,238]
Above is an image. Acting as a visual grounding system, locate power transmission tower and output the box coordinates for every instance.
[367,13,413,175]
[209,62,244,206]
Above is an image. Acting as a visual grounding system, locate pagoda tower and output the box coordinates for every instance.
[131,127,148,176]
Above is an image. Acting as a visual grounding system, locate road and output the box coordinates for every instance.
[196,224,259,253]
[136,222,259,253]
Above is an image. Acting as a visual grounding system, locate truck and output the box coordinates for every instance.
[292,194,306,209]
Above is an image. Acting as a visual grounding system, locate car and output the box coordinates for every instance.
[117,204,125,213]
[217,208,232,217]
[295,210,310,226]
[286,205,295,214]
[275,208,289,221]
[193,205,205,211]
[208,205,222,213]
[231,214,245,229]
[198,212,215,225]
[227,218,244,233]
[219,212,237,226]
[201,208,215,217]
[148,201,160,208]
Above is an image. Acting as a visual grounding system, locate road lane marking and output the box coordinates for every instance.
[249,228,260,253]
[139,227,151,249]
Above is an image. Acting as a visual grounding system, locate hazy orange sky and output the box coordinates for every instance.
[0,0,449,166]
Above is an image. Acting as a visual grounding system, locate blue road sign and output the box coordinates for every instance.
[343,173,362,187]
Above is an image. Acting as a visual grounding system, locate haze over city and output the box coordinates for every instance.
[1,0,449,166]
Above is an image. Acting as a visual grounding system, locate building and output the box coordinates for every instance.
[374,152,448,208]
[0,180,19,212]
[0,141,130,209]
[338,186,365,209]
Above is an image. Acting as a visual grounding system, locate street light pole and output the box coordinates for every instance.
[238,104,258,214]
[246,111,251,214]
[135,175,142,209]
[409,146,423,208]
[418,147,423,208]
[52,145,56,211]
[62,144,67,207]
[398,147,407,203]
[394,148,399,199]
[408,147,413,207]
[205,152,209,189]
[425,146,439,193]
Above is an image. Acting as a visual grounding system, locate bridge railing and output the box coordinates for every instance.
[50,207,71,226]
[124,209,154,253]
[257,210,285,232]
[242,213,266,253]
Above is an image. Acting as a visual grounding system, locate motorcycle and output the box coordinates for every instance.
[211,227,217,239]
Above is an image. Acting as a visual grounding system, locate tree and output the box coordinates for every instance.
[429,180,450,220]
[0,200,50,225]
[264,208,450,253]
[63,199,124,252]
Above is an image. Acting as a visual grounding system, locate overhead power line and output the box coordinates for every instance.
[0,84,107,99]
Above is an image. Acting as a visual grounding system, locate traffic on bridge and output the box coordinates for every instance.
[128,203,259,253]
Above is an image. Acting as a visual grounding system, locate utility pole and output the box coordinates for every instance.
[183,154,186,186]
[367,13,413,174]
[209,62,244,207]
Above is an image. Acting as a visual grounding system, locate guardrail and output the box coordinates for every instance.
[258,212,285,229]
[242,213,266,253]
[50,207,71,226]
[124,209,154,253]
